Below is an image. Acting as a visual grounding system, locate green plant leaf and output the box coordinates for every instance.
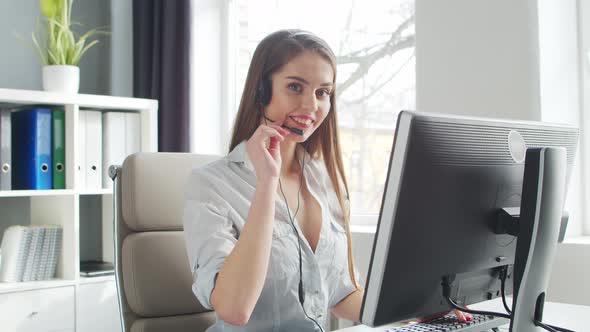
[39,0,61,18]
[26,0,106,66]
[30,31,48,65]
[72,40,98,65]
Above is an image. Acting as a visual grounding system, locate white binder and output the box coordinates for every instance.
[0,109,11,190]
[78,111,87,190]
[125,112,141,158]
[84,111,103,190]
[102,112,141,189]
[102,112,126,189]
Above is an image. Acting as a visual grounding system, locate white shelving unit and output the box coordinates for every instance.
[0,88,158,332]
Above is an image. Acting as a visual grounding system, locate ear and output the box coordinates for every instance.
[257,78,272,106]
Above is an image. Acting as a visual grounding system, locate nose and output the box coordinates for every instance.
[300,91,318,111]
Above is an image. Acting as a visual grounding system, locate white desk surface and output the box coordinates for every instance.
[334,299,588,331]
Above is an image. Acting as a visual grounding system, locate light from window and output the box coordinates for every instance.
[234,0,415,219]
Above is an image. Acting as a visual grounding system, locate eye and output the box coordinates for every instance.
[287,82,302,93]
[316,89,332,98]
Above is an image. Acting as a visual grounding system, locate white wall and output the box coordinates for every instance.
[547,241,590,306]
[0,0,111,94]
[415,0,541,121]
[110,0,133,97]
[0,1,44,90]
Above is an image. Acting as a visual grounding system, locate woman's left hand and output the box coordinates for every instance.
[413,308,472,323]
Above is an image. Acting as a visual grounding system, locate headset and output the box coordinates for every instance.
[256,77,304,136]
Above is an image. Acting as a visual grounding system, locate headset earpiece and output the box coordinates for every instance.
[257,78,272,106]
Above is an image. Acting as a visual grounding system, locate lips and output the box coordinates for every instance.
[289,115,314,128]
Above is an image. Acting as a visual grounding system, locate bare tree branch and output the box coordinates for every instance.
[336,14,415,96]
[337,35,414,96]
[341,51,415,105]
[336,14,414,65]
[338,7,354,55]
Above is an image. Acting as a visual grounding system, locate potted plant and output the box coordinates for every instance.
[31,0,106,93]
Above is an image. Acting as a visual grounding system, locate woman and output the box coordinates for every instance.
[183,29,468,331]
[184,29,362,331]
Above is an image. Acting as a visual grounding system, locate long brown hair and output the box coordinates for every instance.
[229,29,360,290]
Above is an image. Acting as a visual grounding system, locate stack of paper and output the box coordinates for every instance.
[0,225,62,282]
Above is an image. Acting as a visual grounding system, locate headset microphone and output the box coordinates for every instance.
[263,114,304,136]
[282,125,304,136]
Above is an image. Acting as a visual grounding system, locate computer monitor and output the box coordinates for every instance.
[360,111,578,328]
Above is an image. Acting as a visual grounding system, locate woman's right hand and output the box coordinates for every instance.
[245,122,289,182]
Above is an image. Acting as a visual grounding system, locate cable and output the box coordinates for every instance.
[444,296,512,319]
[278,147,324,332]
[538,322,575,332]
[500,266,512,314]
[277,147,305,304]
[441,276,511,319]
[499,267,575,332]
[534,321,560,332]
[261,113,324,332]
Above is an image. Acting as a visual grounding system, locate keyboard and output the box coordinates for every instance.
[385,313,507,332]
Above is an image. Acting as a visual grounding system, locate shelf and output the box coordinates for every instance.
[0,189,116,197]
[0,276,116,293]
[0,189,75,198]
[79,189,114,195]
[0,88,157,111]
[0,279,76,294]
[78,275,116,284]
[0,88,156,330]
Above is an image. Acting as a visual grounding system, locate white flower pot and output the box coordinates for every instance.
[42,65,80,94]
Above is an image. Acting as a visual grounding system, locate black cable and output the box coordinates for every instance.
[441,277,512,319]
[274,143,324,330]
[278,147,305,304]
[541,323,575,332]
[499,267,575,332]
[534,321,560,332]
[500,266,512,314]
[279,149,324,332]
[260,113,324,332]
[445,296,512,319]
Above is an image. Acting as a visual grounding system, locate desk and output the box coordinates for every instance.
[334,300,588,331]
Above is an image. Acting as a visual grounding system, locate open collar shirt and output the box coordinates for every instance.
[183,141,357,331]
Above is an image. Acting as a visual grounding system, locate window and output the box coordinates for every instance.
[231,0,415,221]
[579,2,590,237]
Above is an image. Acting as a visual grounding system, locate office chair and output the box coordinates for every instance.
[112,152,220,332]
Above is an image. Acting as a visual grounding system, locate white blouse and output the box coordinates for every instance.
[183,141,357,331]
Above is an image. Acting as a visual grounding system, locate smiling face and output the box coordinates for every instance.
[262,51,335,143]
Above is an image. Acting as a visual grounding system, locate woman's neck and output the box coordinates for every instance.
[279,140,302,177]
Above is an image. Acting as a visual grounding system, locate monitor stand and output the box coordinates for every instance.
[509,147,567,331]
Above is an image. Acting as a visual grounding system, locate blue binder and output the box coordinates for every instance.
[12,108,53,190]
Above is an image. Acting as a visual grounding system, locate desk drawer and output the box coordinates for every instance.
[0,286,75,332]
